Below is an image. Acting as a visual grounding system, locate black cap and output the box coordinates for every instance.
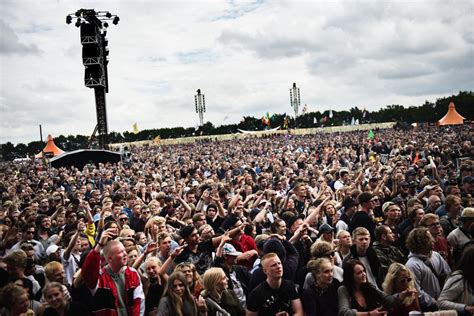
[319,223,334,234]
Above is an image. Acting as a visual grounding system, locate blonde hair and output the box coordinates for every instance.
[307,257,332,278]
[202,267,226,297]
[382,263,416,305]
[352,227,370,239]
[44,261,63,282]
[145,216,166,240]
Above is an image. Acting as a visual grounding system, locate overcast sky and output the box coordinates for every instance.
[1,0,473,145]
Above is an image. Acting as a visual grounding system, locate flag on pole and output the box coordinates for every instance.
[363,107,367,118]
[133,123,139,134]
[329,110,333,119]
[283,116,289,129]
[262,112,270,126]
[367,129,375,140]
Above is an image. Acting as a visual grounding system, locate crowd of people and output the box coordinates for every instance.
[0,125,472,316]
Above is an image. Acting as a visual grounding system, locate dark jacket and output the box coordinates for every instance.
[213,256,251,297]
[204,289,245,316]
[372,241,407,276]
[350,211,376,240]
[345,245,384,289]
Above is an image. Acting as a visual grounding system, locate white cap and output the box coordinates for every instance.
[46,244,60,256]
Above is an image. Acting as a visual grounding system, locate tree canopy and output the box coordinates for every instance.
[1,91,472,161]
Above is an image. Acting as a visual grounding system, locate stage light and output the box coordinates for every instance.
[103,22,109,28]
[112,16,120,25]
[105,12,112,18]
[66,16,72,24]
[75,20,81,28]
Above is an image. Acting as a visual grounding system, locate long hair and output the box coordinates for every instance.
[162,272,197,316]
[202,267,226,298]
[456,243,474,290]
[42,282,67,308]
[342,259,364,293]
[342,259,383,309]
[382,263,416,305]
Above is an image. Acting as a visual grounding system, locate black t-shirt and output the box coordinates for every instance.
[247,279,299,316]
[174,239,214,275]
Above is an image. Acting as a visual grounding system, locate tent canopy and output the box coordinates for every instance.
[438,102,465,126]
[35,135,65,158]
[49,149,121,169]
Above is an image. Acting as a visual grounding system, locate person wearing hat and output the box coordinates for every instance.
[447,207,474,262]
[46,244,61,262]
[397,180,411,202]
[316,223,335,245]
[350,192,377,240]
[213,237,250,309]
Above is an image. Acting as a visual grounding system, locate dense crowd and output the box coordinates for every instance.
[0,125,472,316]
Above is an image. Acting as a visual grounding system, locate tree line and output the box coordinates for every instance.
[1,91,472,161]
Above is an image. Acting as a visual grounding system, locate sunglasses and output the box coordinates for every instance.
[119,218,128,222]
[324,251,336,257]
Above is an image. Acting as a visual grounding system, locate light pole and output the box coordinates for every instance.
[195,89,206,126]
[290,82,300,118]
[66,9,119,149]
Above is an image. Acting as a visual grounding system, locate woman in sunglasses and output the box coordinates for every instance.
[382,263,420,316]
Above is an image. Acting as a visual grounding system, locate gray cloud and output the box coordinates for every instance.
[0,20,41,55]
[0,0,472,145]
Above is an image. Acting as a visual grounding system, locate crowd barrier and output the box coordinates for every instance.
[109,122,396,149]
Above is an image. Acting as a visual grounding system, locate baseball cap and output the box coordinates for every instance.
[222,243,242,256]
[319,223,334,234]
[46,244,60,256]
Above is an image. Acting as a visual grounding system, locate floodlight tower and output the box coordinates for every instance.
[195,89,206,126]
[66,9,120,149]
[290,82,301,118]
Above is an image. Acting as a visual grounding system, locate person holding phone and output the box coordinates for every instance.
[82,228,145,315]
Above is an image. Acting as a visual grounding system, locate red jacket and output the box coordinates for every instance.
[82,249,145,316]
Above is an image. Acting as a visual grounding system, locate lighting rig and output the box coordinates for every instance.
[66,9,119,149]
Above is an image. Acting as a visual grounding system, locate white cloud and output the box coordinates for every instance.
[0,0,472,144]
